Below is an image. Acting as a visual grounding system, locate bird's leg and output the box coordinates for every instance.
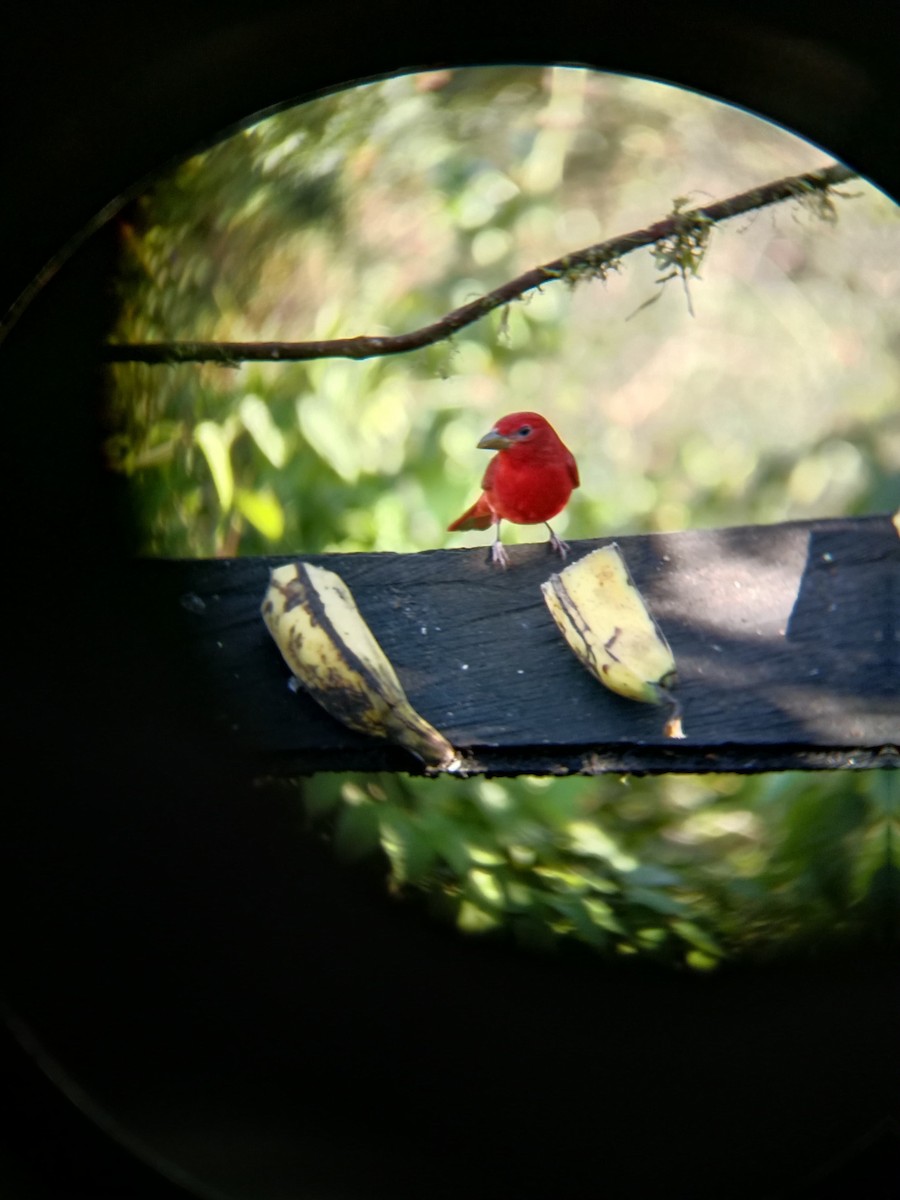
[545,523,569,560]
[489,522,510,569]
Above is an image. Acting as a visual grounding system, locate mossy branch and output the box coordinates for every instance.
[104,162,857,366]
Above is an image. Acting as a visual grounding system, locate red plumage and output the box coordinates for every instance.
[448,411,579,567]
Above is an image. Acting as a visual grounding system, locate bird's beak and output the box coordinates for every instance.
[477,427,513,451]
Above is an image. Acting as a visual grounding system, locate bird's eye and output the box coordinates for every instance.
[517,425,532,437]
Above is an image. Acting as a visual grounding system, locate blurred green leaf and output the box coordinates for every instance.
[467,867,505,908]
[624,865,682,887]
[297,394,360,484]
[566,821,638,871]
[457,899,501,933]
[671,920,723,958]
[234,486,285,540]
[379,810,437,884]
[624,886,686,917]
[239,393,287,466]
[194,420,234,511]
[333,801,381,863]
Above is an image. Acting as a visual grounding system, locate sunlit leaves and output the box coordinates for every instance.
[233,486,285,540]
[110,67,898,558]
[379,810,437,884]
[107,68,900,965]
[297,392,361,484]
[194,420,234,510]
[239,394,287,467]
[292,769,897,968]
[566,821,638,870]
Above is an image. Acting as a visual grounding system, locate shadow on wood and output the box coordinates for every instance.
[154,513,898,776]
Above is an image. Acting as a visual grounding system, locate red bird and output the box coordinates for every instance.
[448,411,579,568]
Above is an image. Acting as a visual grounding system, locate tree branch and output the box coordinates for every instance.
[104,162,857,366]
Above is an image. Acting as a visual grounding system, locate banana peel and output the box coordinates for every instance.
[262,562,462,771]
[541,544,684,738]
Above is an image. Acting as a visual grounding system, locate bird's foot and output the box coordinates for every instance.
[489,540,511,569]
[547,528,570,560]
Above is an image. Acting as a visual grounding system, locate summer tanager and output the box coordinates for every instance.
[448,411,579,568]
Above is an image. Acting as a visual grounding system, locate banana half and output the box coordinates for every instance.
[541,544,684,738]
[262,562,462,771]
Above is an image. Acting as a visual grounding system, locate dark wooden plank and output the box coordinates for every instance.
[157,514,898,775]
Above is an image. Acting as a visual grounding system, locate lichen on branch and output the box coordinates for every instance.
[103,161,858,367]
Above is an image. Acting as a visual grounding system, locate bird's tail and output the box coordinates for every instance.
[447,494,495,531]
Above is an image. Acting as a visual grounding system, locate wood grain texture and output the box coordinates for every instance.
[156,514,899,775]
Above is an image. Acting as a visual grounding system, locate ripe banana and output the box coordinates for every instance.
[541,544,684,737]
[262,562,461,770]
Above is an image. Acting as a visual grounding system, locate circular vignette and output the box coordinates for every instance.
[1,6,898,1200]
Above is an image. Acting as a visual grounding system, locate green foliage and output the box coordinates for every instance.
[106,66,900,964]
[109,66,900,559]
[290,769,896,967]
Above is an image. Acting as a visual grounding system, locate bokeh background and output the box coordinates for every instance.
[106,66,899,967]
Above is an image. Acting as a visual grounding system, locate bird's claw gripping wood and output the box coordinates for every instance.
[547,525,570,560]
[488,524,567,569]
[490,539,511,569]
[448,411,579,568]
